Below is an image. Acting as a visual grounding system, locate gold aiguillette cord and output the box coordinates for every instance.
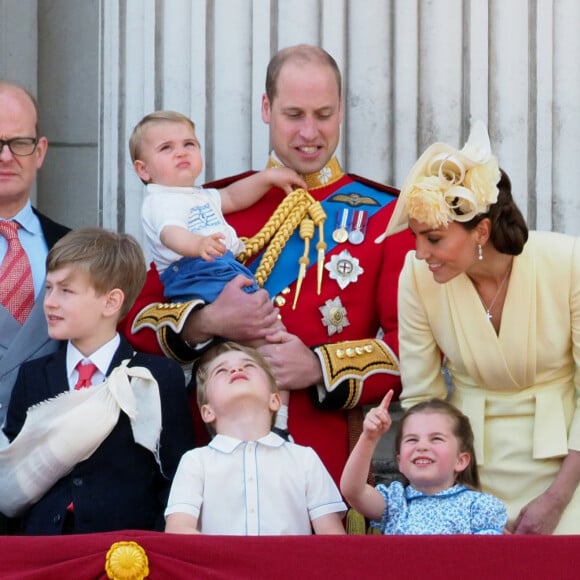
[292,218,314,310]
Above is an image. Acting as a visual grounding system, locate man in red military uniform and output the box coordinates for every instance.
[120,44,414,487]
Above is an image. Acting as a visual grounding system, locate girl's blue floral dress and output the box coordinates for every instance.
[372,482,507,534]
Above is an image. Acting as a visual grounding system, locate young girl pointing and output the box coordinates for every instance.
[340,392,507,534]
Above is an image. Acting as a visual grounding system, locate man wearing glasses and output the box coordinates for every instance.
[0,82,69,446]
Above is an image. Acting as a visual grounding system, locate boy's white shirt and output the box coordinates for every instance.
[165,432,347,535]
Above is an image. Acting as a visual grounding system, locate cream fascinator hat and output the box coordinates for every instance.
[375,120,501,242]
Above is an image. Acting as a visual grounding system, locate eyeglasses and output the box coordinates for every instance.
[0,137,39,157]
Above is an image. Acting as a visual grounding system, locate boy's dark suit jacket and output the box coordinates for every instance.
[3,336,195,535]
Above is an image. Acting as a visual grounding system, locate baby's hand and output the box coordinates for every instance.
[199,233,226,261]
[264,167,307,194]
[362,390,394,439]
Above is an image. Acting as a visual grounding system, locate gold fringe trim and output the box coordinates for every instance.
[346,507,367,535]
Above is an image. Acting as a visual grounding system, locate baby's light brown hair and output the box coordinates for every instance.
[129,110,197,184]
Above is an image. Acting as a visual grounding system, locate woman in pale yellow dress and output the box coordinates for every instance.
[375,121,580,534]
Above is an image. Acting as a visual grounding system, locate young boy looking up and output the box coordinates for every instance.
[164,341,346,535]
[2,228,195,534]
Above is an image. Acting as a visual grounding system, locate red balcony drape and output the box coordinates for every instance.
[0,530,578,579]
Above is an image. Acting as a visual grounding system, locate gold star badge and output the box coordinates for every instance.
[325,250,364,290]
[319,296,350,336]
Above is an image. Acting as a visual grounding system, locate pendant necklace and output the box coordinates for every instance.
[478,263,512,322]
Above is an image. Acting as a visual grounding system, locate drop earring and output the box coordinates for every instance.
[478,244,483,261]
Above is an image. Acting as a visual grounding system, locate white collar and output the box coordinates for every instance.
[209,431,286,453]
[66,333,120,379]
[146,183,199,195]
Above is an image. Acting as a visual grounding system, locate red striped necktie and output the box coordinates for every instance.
[0,221,34,324]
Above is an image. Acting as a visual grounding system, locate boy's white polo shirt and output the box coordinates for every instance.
[165,432,346,535]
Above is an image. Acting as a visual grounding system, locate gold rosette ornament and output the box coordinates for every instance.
[375,120,501,242]
[105,541,149,580]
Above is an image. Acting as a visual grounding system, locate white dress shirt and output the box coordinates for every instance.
[165,432,346,535]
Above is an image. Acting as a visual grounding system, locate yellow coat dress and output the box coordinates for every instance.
[398,230,580,533]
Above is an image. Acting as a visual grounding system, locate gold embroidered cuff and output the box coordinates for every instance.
[131,300,206,363]
[314,339,400,409]
[131,300,204,335]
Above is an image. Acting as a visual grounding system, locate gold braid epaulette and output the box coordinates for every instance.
[237,188,325,289]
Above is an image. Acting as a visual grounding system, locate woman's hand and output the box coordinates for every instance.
[510,489,566,534]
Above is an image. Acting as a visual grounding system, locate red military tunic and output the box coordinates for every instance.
[121,156,415,486]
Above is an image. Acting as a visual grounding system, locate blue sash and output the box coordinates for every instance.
[246,181,396,296]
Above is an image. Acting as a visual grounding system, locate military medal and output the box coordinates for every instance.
[333,228,348,243]
[348,229,364,245]
[332,208,349,243]
[348,210,367,245]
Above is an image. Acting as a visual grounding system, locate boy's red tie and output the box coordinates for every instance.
[74,362,98,390]
[68,361,98,513]
[0,221,35,324]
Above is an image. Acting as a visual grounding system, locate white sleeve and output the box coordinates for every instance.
[164,450,204,519]
[303,447,347,520]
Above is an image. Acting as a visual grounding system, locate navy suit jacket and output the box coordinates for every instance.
[3,337,195,535]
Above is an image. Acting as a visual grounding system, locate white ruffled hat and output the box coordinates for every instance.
[375,120,500,243]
